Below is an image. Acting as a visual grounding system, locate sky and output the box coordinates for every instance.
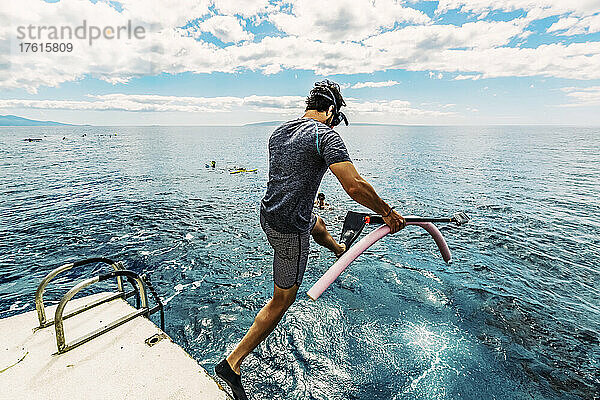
[0,0,599,126]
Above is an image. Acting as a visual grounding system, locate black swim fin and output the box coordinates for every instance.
[339,211,367,254]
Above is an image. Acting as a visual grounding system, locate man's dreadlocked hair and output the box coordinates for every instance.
[305,80,346,112]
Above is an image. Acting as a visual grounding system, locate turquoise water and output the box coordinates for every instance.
[1,125,598,399]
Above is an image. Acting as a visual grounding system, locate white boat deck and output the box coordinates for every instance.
[0,292,230,400]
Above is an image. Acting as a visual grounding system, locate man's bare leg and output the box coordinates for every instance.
[220,217,342,392]
[311,216,345,256]
[226,284,298,374]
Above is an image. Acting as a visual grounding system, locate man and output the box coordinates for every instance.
[216,80,405,399]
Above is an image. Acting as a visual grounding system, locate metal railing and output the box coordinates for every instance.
[52,269,164,354]
[32,257,165,354]
[34,258,133,331]
[54,270,145,354]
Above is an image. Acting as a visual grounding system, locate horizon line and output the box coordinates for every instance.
[2,123,599,128]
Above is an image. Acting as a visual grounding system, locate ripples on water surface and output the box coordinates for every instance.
[1,125,599,399]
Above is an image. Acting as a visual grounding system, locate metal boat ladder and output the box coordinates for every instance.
[34,257,164,354]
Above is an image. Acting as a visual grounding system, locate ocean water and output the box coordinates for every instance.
[0,125,598,400]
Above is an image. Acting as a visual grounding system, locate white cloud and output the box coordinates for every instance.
[241,94,305,112]
[223,36,376,75]
[436,42,600,80]
[269,0,430,42]
[547,17,580,33]
[0,0,225,92]
[211,0,272,17]
[0,94,305,113]
[346,99,455,118]
[548,14,600,36]
[115,0,211,27]
[364,19,529,50]
[196,15,253,43]
[559,86,600,107]
[0,93,454,120]
[243,11,598,82]
[1,0,600,94]
[454,74,482,80]
[351,80,400,89]
[0,96,228,113]
[436,0,600,18]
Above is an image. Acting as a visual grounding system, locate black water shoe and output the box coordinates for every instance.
[215,359,248,400]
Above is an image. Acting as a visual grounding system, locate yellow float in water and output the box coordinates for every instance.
[230,168,257,174]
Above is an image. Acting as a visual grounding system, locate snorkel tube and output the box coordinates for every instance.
[307,212,469,301]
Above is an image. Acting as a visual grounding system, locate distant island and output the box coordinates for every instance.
[243,121,285,127]
[0,115,72,126]
[0,116,413,127]
[244,120,406,127]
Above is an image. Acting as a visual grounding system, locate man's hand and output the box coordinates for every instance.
[383,209,405,234]
[330,162,407,232]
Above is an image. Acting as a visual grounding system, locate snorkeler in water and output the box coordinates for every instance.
[314,192,330,210]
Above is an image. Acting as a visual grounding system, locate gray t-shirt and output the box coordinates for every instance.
[261,118,352,233]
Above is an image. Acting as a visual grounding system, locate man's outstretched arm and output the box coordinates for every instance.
[329,161,405,233]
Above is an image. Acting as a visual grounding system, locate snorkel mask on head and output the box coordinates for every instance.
[313,80,349,127]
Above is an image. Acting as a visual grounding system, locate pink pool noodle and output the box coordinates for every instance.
[307,222,451,300]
